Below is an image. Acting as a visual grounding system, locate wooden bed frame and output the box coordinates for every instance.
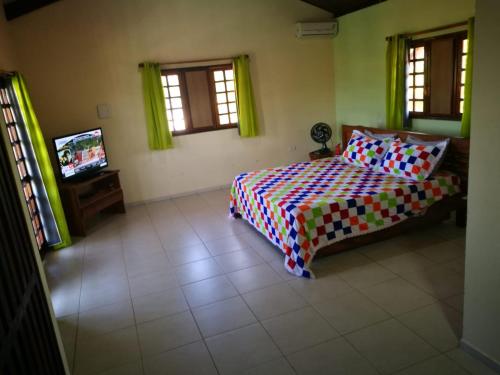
[315,124,470,258]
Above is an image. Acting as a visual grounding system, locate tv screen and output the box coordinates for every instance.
[53,128,108,181]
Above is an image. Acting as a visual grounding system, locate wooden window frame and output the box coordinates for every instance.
[0,82,47,251]
[408,31,467,121]
[161,64,238,136]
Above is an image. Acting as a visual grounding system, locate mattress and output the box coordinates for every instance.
[229,157,460,278]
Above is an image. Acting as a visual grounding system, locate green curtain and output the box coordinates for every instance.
[386,35,408,130]
[141,63,173,150]
[12,73,72,249]
[461,18,474,138]
[233,55,259,137]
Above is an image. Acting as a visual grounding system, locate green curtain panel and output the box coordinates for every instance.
[233,55,259,137]
[386,35,408,130]
[461,18,474,138]
[141,63,173,150]
[12,73,72,249]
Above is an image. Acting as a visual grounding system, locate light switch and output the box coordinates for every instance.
[97,104,111,119]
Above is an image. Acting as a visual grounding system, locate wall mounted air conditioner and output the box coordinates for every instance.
[296,21,338,38]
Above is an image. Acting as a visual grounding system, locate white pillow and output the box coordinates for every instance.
[406,135,450,147]
[364,129,398,141]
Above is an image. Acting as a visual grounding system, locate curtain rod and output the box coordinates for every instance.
[385,20,468,41]
[138,54,248,68]
[0,70,15,76]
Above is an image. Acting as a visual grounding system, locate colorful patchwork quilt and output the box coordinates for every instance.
[229,157,460,278]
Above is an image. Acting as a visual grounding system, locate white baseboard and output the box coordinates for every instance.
[125,183,232,207]
[460,339,500,374]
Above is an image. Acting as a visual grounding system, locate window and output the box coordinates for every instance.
[0,81,46,250]
[407,32,467,120]
[161,64,238,135]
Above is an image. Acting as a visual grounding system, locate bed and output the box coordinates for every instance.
[230,125,469,278]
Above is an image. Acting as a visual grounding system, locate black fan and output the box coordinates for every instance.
[310,122,332,153]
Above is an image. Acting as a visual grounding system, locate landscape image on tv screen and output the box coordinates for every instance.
[54,129,108,180]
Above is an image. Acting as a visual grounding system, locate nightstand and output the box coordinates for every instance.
[309,149,334,161]
[309,144,340,161]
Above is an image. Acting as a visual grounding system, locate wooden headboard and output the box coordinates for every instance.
[341,125,470,193]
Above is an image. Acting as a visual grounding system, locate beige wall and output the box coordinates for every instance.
[6,0,334,203]
[0,12,15,69]
[462,0,500,366]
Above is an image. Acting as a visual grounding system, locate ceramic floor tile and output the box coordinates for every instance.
[414,239,465,264]
[268,258,297,281]
[396,229,449,251]
[228,263,283,294]
[165,243,212,266]
[78,300,135,340]
[46,193,469,375]
[174,258,223,285]
[98,361,144,375]
[214,249,264,273]
[346,319,438,374]
[143,341,217,375]
[137,311,201,357]
[206,323,282,375]
[313,290,390,334]
[74,326,141,375]
[57,314,78,370]
[242,282,307,320]
[204,235,250,256]
[182,275,238,308]
[238,231,283,262]
[361,277,436,315]
[50,283,82,318]
[403,265,464,299]
[287,337,378,375]
[124,252,171,279]
[398,303,462,352]
[241,358,295,375]
[357,239,410,262]
[122,246,165,265]
[159,229,203,251]
[121,237,163,255]
[193,217,246,242]
[132,288,188,323]
[192,296,257,337]
[446,348,499,375]
[443,293,464,312]
[337,262,397,289]
[262,307,339,354]
[79,279,131,312]
[395,355,469,375]
[288,274,353,305]
[377,252,436,276]
[81,271,129,292]
[128,269,179,298]
[318,251,372,273]
[442,256,466,276]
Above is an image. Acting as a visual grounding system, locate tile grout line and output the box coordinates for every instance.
[56,198,467,375]
[122,204,156,375]
[70,238,88,374]
[154,196,223,375]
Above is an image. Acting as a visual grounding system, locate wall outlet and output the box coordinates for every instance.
[288,145,297,152]
[97,103,111,119]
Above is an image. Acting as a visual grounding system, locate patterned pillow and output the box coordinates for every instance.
[378,140,448,181]
[341,130,392,168]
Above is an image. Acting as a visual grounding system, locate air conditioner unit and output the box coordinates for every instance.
[296,21,338,38]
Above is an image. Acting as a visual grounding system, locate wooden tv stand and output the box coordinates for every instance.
[59,170,125,236]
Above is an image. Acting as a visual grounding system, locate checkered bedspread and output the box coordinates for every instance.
[229,157,460,278]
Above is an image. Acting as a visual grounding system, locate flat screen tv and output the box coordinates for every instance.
[53,128,108,181]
